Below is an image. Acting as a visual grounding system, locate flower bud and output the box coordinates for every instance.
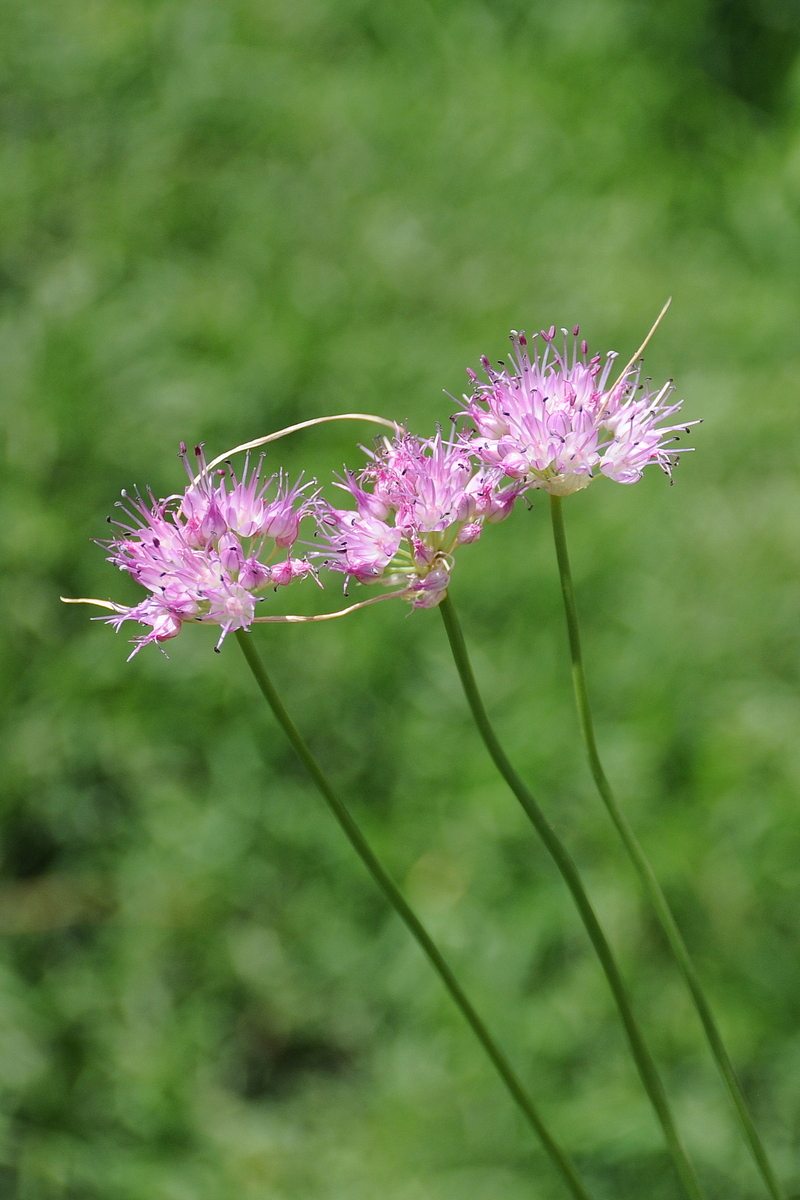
[218,532,245,576]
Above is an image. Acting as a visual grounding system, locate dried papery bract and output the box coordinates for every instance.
[194,412,401,482]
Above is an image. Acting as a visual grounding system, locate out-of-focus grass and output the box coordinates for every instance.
[2,1,800,1197]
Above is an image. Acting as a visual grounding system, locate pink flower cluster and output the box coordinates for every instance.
[103,446,317,657]
[318,431,520,608]
[464,327,694,496]
[74,321,694,656]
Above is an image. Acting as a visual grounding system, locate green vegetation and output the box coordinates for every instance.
[2,1,800,1196]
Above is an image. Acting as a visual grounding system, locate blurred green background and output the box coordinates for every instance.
[3,1,800,1196]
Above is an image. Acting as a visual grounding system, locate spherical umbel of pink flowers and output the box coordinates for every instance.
[317,430,521,608]
[464,327,696,496]
[99,445,318,658]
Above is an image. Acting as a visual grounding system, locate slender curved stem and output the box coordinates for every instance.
[234,629,593,1200]
[548,493,785,1200]
[439,595,707,1200]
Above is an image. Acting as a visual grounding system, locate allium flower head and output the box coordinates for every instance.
[94,444,318,657]
[464,326,695,496]
[318,430,520,608]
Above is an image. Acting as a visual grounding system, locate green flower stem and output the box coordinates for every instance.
[438,594,706,1200]
[234,628,593,1200]
[548,493,785,1200]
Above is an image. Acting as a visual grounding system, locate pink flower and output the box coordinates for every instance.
[205,583,257,651]
[597,382,688,484]
[464,327,695,495]
[96,445,318,657]
[104,599,183,658]
[268,558,315,587]
[322,510,403,584]
[318,430,520,608]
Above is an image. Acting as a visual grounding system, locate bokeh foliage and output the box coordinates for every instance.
[2,0,800,1196]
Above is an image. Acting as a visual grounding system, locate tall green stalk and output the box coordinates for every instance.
[234,628,593,1200]
[548,493,785,1200]
[439,595,707,1200]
